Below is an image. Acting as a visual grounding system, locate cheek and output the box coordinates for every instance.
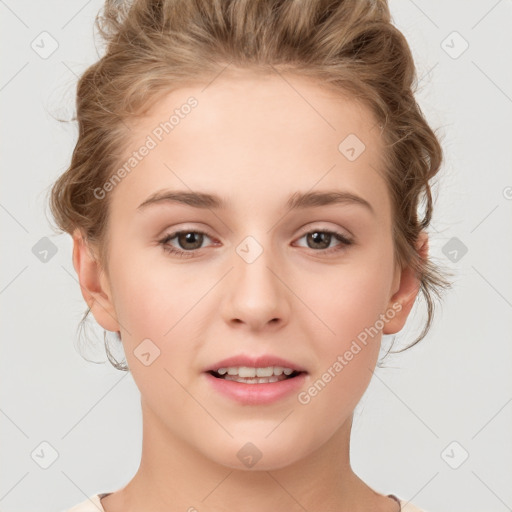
[108,251,209,378]
[312,258,393,342]
[109,248,200,335]
[109,258,200,410]
[299,275,386,420]
[302,249,394,395]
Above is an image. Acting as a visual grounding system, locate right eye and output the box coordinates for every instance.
[158,230,215,258]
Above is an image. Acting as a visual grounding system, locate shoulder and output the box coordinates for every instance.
[62,493,107,512]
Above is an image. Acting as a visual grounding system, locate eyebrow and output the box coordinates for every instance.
[137,189,375,215]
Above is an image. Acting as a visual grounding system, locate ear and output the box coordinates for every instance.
[382,231,428,335]
[72,229,120,332]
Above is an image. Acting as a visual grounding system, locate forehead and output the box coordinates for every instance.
[131,71,382,154]
[109,71,390,221]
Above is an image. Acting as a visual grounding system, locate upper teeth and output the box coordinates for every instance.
[216,366,295,377]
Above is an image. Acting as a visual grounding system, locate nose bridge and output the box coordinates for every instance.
[234,233,281,300]
[223,232,289,328]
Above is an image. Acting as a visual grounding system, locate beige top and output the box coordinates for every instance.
[64,492,430,512]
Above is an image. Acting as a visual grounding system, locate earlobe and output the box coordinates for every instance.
[382,231,428,335]
[72,229,120,332]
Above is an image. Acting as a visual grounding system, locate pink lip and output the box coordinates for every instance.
[204,371,307,405]
[203,354,307,373]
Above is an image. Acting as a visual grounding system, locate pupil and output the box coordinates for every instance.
[179,232,203,250]
[308,232,330,249]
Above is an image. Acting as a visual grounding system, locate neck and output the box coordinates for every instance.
[107,401,389,512]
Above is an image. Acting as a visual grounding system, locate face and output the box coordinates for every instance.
[74,70,422,471]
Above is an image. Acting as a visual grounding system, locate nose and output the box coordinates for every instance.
[220,242,290,331]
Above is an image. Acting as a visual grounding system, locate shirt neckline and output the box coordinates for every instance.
[95,492,402,511]
[96,493,111,511]
[387,493,402,511]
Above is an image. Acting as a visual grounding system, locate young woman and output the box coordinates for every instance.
[50,1,451,510]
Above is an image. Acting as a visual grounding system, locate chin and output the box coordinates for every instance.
[203,438,309,472]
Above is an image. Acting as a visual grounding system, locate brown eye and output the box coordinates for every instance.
[296,229,353,254]
[306,231,332,249]
[174,231,205,250]
[159,230,213,258]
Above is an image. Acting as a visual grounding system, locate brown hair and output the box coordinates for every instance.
[47,0,453,371]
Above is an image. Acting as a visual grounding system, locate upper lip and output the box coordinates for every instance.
[204,354,307,373]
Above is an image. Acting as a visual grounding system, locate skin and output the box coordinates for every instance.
[73,69,428,512]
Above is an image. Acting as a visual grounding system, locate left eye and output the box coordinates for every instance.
[295,230,353,253]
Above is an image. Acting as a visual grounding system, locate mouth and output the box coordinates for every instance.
[204,366,308,405]
[206,367,306,384]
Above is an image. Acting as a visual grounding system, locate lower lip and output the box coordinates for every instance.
[204,372,307,405]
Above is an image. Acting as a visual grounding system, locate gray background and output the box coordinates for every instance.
[1,1,511,511]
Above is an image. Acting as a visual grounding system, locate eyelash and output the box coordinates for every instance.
[158,228,353,258]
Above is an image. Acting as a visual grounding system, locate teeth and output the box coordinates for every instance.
[224,375,283,384]
[215,366,296,377]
